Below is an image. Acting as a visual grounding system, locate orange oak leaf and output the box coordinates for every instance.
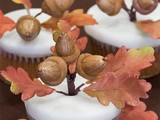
[0,66,54,101]
[119,102,158,120]
[83,72,151,109]
[12,0,32,9]
[41,17,59,31]
[100,46,155,78]
[136,20,160,39]
[83,46,154,109]
[62,9,97,26]
[0,10,16,38]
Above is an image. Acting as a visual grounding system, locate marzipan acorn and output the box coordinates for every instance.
[37,56,67,86]
[96,0,124,16]
[77,53,107,80]
[16,15,41,41]
[54,34,80,64]
[133,0,158,14]
[41,0,75,18]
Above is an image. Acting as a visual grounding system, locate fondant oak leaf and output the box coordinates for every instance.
[41,17,59,31]
[119,102,158,120]
[0,10,16,38]
[12,0,32,9]
[83,72,151,109]
[100,46,155,78]
[0,66,54,101]
[136,20,160,39]
[62,9,97,26]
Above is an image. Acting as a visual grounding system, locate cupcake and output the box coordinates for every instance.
[84,0,160,78]
[25,74,120,120]
[0,8,54,79]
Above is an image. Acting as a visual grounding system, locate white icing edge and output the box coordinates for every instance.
[25,75,120,120]
[0,9,55,58]
[84,1,160,49]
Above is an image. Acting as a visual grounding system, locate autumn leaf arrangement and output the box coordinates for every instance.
[0,0,159,120]
[96,0,160,39]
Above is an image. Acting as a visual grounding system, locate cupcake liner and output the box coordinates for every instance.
[88,37,160,78]
[0,50,50,80]
[88,36,118,56]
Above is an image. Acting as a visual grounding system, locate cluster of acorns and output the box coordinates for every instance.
[96,0,158,16]
[16,0,75,41]
[37,33,108,86]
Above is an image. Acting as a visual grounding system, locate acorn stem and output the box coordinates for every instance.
[67,71,77,96]
[35,11,43,18]
[122,3,137,22]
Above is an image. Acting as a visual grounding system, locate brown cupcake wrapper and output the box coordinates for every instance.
[0,50,51,79]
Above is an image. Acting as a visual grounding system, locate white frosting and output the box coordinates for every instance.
[0,9,55,58]
[25,75,120,120]
[84,0,160,49]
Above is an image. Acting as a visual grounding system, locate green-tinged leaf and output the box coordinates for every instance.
[84,72,151,109]
[0,66,54,101]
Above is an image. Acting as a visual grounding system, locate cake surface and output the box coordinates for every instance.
[25,75,120,120]
[84,0,160,49]
[0,9,54,58]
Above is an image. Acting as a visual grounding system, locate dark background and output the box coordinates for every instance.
[0,0,160,120]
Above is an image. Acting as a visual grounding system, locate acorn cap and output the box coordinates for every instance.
[77,53,107,80]
[37,56,67,86]
[16,15,41,41]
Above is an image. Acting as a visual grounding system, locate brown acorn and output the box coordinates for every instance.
[133,0,158,14]
[37,56,67,86]
[54,34,80,64]
[96,0,124,16]
[41,0,75,18]
[77,53,107,80]
[16,15,41,41]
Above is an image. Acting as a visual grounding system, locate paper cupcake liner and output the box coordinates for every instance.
[0,50,50,79]
[89,37,160,78]
[88,36,118,56]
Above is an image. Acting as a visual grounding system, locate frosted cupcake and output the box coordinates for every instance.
[0,0,77,79]
[84,0,160,78]
[25,75,120,120]
[0,8,54,79]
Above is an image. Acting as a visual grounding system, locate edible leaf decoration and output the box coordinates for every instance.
[0,66,54,101]
[84,72,151,109]
[62,9,97,26]
[12,0,32,9]
[0,10,16,38]
[84,46,154,109]
[41,17,59,31]
[136,20,160,39]
[101,46,155,77]
[119,102,158,120]
[41,9,97,30]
